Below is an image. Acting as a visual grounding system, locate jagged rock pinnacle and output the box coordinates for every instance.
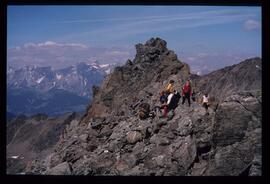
[134,37,176,64]
[84,37,189,119]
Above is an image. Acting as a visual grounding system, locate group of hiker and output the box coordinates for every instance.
[157,79,210,119]
[137,78,210,120]
[155,80,209,118]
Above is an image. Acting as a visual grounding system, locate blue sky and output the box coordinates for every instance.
[7,5,261,74]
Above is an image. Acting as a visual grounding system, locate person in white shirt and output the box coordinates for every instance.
[202,93,209,114]
[167,92,174,106]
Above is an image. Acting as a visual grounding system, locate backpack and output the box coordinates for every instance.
[160,95,167,104]
[138,103,150,120]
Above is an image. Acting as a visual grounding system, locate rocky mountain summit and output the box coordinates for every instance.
[24,38,261,176]
[86,37,190,119]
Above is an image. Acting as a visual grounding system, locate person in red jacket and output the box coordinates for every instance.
[181,80,192,107]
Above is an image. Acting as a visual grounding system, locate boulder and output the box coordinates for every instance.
[45,162,71,175]
[172,135,197,170]
[126,131,143,144]
[205,141,254,176]
[138,103,150,120]
[79,134,89,143]
[91,119,104,129]
[213,99,253,146]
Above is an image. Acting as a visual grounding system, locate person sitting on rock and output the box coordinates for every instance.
[159,91,167,104]
[182,80,192,107]
[202,93,210,115]
[165,80,175,96]
[152,91,167,119]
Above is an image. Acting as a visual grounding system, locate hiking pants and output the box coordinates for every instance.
[182,93,191,106]
[163,105,168,117]
[203,102,209,110]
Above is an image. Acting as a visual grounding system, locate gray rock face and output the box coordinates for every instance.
[27,90,260,176]
[248,154,262,176]
[24,38,261,176]
[213,102,251,146]
[45,162,71,175]
[172,135,197,170]
[202,91,261,176]
[194,57,262,102]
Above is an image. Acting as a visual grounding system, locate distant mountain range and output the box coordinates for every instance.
[7,61,118,116]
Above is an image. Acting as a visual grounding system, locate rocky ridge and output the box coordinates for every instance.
[24,38,262,176]
[6,112,81,174]
[192,57,262,102]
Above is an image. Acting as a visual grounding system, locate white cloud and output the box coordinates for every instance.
[57,8,258,42]
[187,57,196,61]
[65,43,88,48]
[8,41,133,69]
[197,53,208,58]
[244,19,261,30]
[23,43,36,48]
[181,50,260,75]
[40,41,58,46]
[24,41,88,49]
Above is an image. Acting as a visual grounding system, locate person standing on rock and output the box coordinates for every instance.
[191,90,196,102]
[168,90,181,111]
[202,93,209,114]
[166,90,181,120]
[165,80,175,96]
[181,80,192,107]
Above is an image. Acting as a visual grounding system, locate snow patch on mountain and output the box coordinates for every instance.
[99,64,110,68]
[105,69,111,74]
[36,76,45,84]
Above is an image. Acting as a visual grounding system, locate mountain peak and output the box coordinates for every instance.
[134,37,173,64]
[84,38,189,119]
[145,37,167,49]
